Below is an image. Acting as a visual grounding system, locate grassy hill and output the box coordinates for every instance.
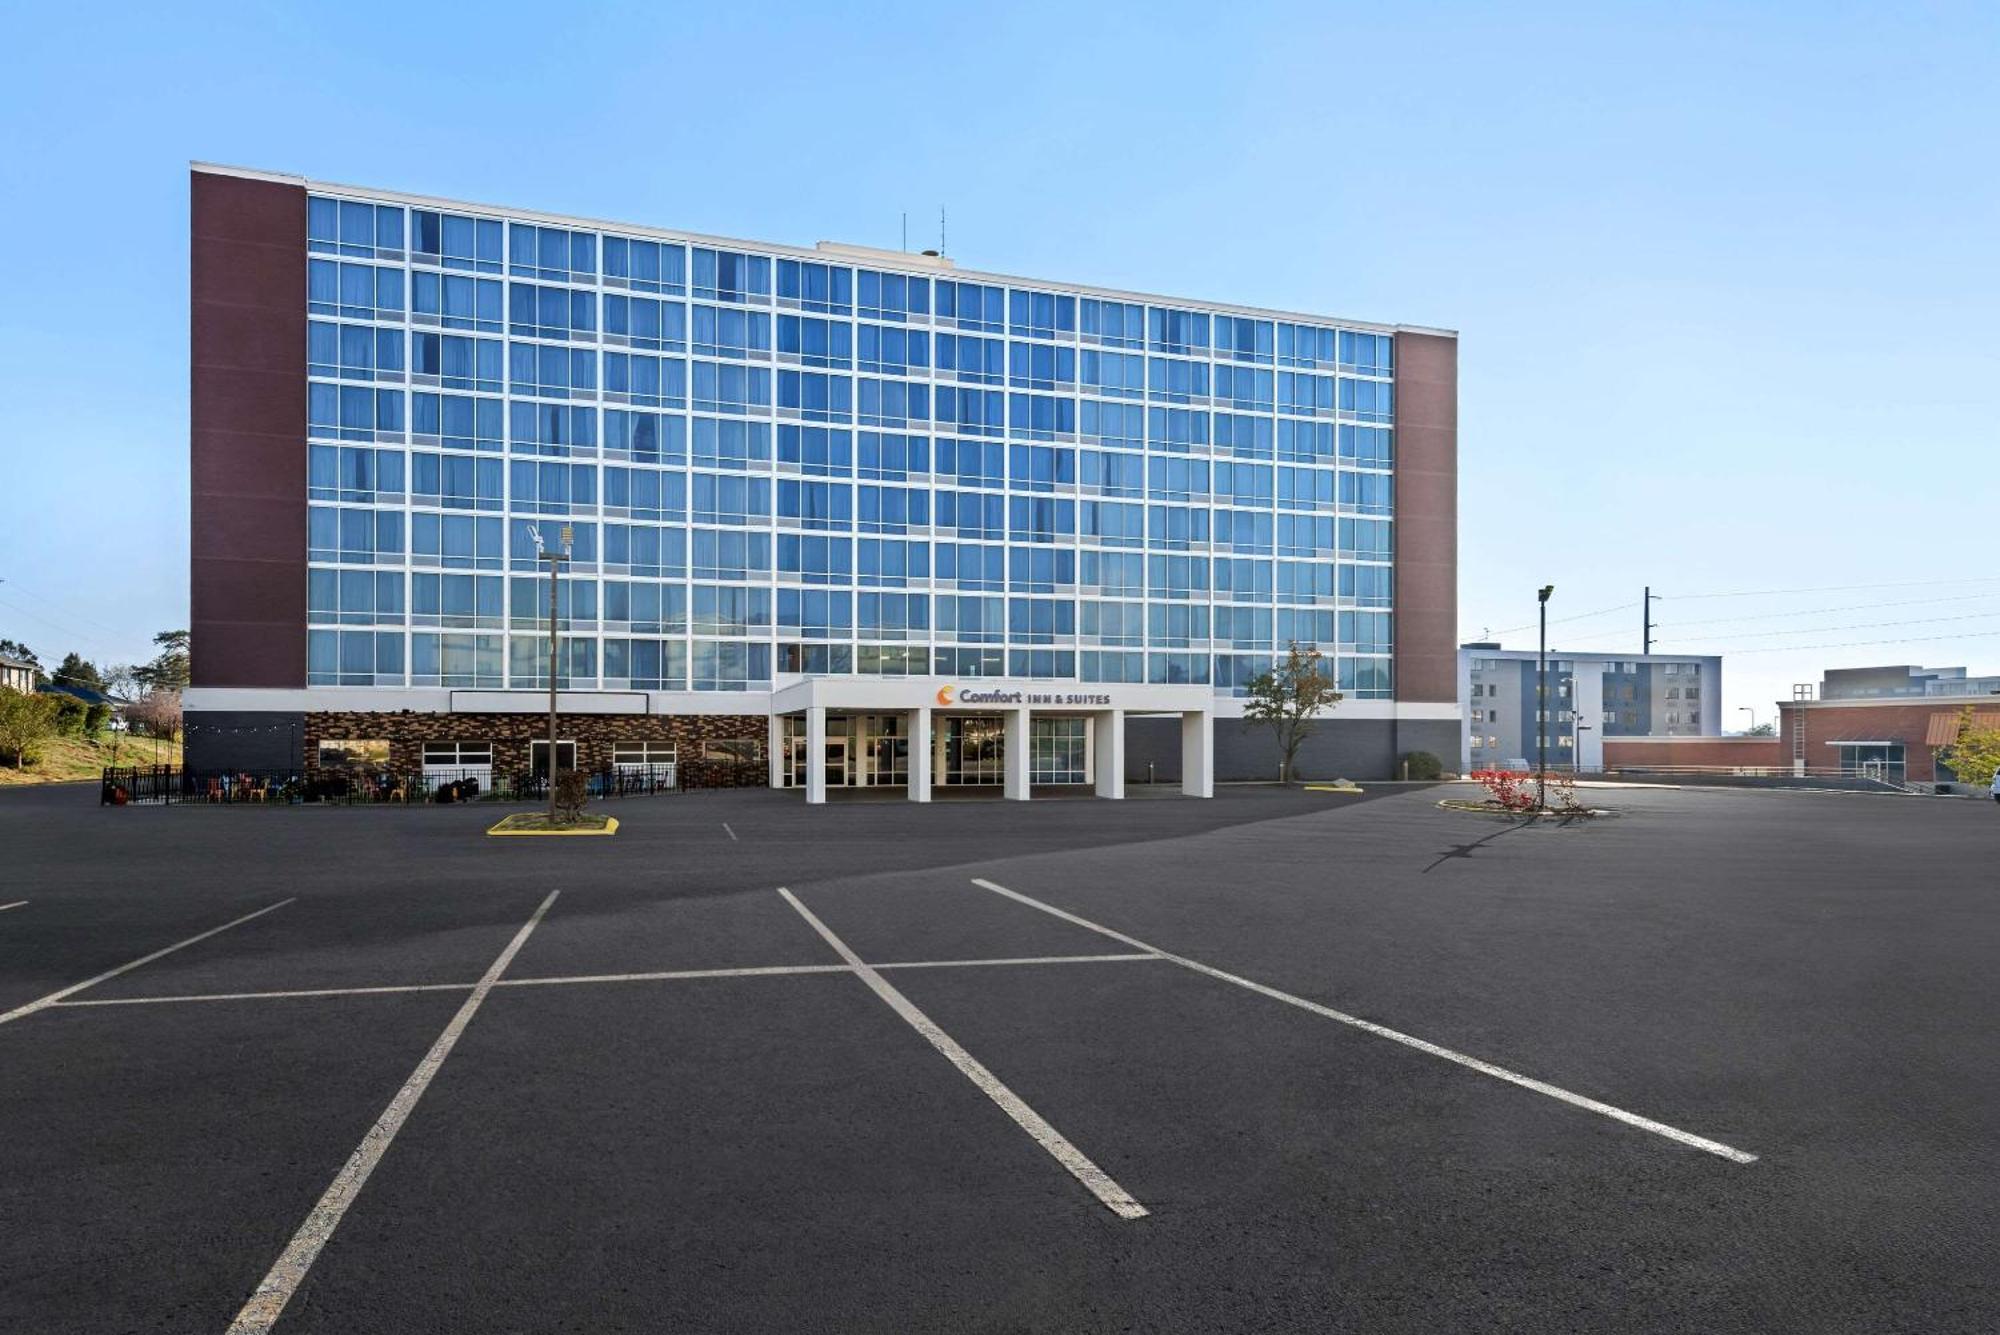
[0,733,184,786]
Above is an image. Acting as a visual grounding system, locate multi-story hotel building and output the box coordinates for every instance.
[187,163,1458,799]
[1458,645,1724,773]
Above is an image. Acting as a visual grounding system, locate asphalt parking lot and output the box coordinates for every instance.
[1,780,1994,1333]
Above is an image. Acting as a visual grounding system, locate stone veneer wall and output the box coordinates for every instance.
[303,712,768,782]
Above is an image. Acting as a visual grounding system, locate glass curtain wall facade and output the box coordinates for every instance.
[301,190,1398,701]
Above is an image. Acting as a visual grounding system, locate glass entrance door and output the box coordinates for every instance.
[786,736,852,787]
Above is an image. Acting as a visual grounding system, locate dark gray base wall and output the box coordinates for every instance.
[1126,715,1463,783]
[185,710,306,772]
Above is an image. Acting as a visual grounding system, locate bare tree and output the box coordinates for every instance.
[1241,642,1343,784]
[126,688,183,742]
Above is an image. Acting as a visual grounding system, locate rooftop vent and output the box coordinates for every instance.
[815,240,954,270]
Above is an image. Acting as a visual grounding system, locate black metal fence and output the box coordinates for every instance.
[101,761,767,807]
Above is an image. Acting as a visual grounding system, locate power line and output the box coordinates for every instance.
[1659,576,2000,601]
[1661,610,2000,645]
[1657,591,2000,632]
[1725,629,2000,655]
[1483,601,1639,638]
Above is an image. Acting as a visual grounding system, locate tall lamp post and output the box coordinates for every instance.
[1537,584,1555,809]
[529,524,573,823]
[1739,705,1757,734]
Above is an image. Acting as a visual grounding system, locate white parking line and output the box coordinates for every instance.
[46,955,1168,1010]
[875,953,1161,972]
[0,901,27,913]
[722,822,739,841]
[779,887,1149,1220]
[226,891,560,1335]
[969,877,1759,1165]
[58,982,477,1007]
[0,900,295,1027]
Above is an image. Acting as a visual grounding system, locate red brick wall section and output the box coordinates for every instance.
[1392,331,1458,704]
[1779,702,1955,782]
[1604,737,1787,771]
[191,169,308,688]
[303,712,768,782]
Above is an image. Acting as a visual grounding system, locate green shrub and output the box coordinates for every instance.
[1400,750,1443,780]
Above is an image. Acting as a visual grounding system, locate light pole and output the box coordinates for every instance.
[529,524,573,823]
[1537,584,1554,809]
[1739,705,1757,735]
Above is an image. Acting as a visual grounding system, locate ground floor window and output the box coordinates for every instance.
[613,741,676,768]
[1028,718,1088,784]
[529,739,579,777]
[1836,742,1904,784]
[319,738,388,771]
[703,738,759,764]
[943,716,1005,784]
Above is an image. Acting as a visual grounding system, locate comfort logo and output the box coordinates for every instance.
[935,685,955,706]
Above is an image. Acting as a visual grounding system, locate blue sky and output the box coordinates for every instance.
[2,1,1994,720]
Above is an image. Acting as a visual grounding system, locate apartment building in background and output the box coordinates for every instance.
[186,164,1459,799]
[1458,643,1722,772]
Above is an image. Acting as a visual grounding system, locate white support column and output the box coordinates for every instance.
[1180,709,1214,798]
[767,714,786,790]
[906,707,932,802]
[1004,708,1031,801]
[806,706,827,805]
[1094,709,1125,799]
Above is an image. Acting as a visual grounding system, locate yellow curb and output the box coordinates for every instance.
[1304,784,1364,793]
[486,815,619,837]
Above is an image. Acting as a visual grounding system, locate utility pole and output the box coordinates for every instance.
[1538,584,1554,809]
[1643,586,1655,655]
[531,525,572,822]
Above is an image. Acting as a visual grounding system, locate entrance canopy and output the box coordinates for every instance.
[768,676,1215,804]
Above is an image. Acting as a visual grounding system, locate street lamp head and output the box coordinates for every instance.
[527,527,546,554]
[1538,585,1555,604]
[559,524,574,550]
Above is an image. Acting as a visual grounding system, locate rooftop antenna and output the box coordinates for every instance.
[939,207,946,256]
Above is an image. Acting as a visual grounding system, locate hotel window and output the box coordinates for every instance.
[779,425,855,477]
[311,260,405,322]
[603,295,687,352]
[857,325,928,376]
[1337,330,1394,377]
[777,369,854,422]
[935,280,1005,333]
[777,259,853,314]
[857,431,928,480]
[692,640,772,690]
[1080,400,1144,448]
[509,402,596,457]
[857,378,930,428]
[309,199,404,258]
[692,306,772,360]
[604,410,684,465]
[410,272,501,333]
[692,585,772,637]
[857,537,930,587]
[1008,289,1076,340]
[412,210,504,273]
[693,248,772,304]
[857,270,929,322]
[508,283,596,341]
[691,362,772,415]
[1212,315,1275,364]
[1277,323,1336,369]
[1080,298,1145,349]
[1009,342,1076,392]
[1148,307,1210,356]
[777,316,853,370]
[691,529,770,582]
[603,236,686,294]
[778,533,853,584]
